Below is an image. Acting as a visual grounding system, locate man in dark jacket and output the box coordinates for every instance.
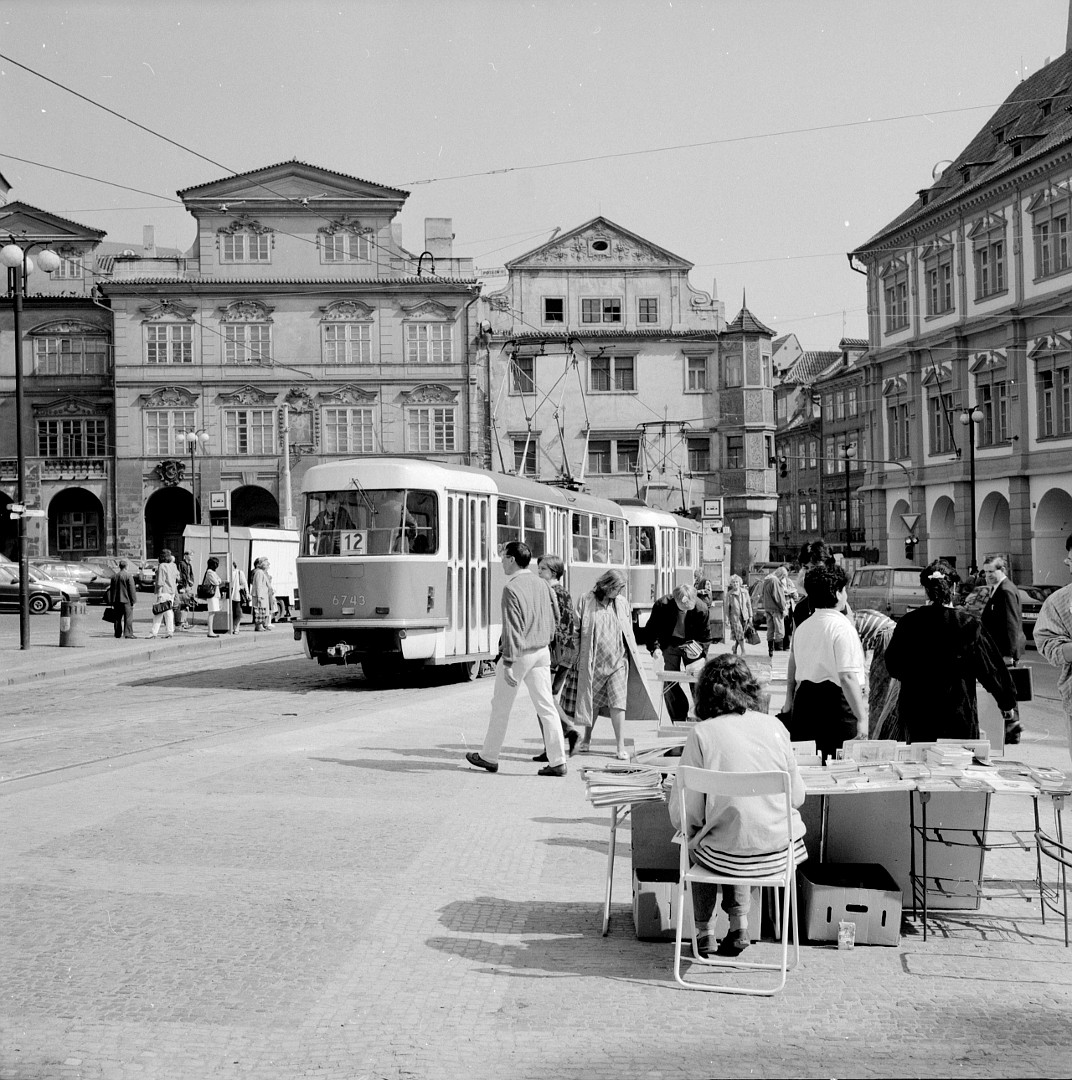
[981,556,1025,742]
[644,583,711,721]
[109,559,138,640]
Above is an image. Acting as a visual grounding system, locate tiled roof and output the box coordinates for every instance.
[176,160,410,198]
[0,200,106,238]
[839,337,868,350]
[786,350,840,383]
[725,304,775,336]
[856,52,1072,251]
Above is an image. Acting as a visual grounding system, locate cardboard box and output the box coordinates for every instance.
[799,862,902,946]
[632,868,764,942]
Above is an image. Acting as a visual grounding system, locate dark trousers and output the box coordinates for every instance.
[661,644,693,722]
[113,602,135,639]
[789,680,857,761]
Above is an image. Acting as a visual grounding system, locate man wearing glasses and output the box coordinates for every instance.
[1034,536,1072,761]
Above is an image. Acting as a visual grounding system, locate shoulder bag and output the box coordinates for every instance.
[196,574,217,600]
[152,599,172,615]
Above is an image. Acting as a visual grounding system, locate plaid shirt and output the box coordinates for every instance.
[1034,582,1072,720]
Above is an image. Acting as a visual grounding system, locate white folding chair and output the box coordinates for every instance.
[672,766,800,995]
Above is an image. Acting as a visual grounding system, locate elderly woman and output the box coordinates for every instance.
[251,557,272,632]
[885,559,1017,742]
[202,556,223,638]
[669,654,807,958]
[565,569,655,758]
[784,563,867,761]
[725,574,753,656]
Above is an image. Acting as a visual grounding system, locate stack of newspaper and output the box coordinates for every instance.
[582,762,666,808]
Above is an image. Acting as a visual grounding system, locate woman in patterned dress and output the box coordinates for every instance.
[725,574,752,655]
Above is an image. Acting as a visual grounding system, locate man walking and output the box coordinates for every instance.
[108,559,138,640]
[981,555,1025,743]
[1033,535,1072,761]
[759,565,790,657]
[643,583,711,722]
[466,541,569,777]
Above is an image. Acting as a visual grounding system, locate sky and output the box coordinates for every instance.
[3,0,1071,348]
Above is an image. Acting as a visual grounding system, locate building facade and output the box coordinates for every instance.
[99,161,483,558]
[479,217,777,574]
[852,52,1072,585]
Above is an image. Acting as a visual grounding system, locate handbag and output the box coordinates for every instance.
[196,576,217,600]
[745,621,761,646]
[102,607,116,623]
[152,599,172,615]
[559,664,580,718]
[1009,663,1033,702]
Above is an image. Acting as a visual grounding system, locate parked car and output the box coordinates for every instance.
[1020,584,1060,640]
[846,565,928,620]
[136,560,158,591]
[0,564,73,614]
[29,559,109,604]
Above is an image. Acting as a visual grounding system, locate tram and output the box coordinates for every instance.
[618,498,702,632]
[293,456,630,683]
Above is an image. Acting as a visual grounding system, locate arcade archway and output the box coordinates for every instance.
[1034,487,1072,585]
[929,496,958,568]
[47,487,104,559]
[145,487,198,559]
[0,491,15,561]
[977,491,1011,567]
[231,485,279,528]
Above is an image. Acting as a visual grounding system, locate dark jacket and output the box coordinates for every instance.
[981,577,1024,660]
[885,604,1016,742]
[108,570,137,607]
[643,594,711,653]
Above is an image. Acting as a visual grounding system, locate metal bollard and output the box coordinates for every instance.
[58,599,88,647]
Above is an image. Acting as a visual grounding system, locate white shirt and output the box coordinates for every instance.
[790,608,865,689]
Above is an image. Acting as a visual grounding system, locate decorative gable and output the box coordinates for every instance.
[401,383,457,405]
[217,300,274,322]
[969,349,1008,373]
[32,396,110,418]
[882,374,910,397]
[318,384,378,405]
[138,386,198,409]
[27,318,108,337]
[320,300,374,321]
[217,215,274,236]
[921,361,952,386]
[139,299,196,323]
[505,216,692,270]
[400,299,455,319]
[1029,331,1072,360]
[217,384,277,406]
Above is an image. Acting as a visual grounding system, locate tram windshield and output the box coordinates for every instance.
[304,488,437,556]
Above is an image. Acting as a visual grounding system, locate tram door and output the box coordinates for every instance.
[446,490,491,658]
[657,526,675,600]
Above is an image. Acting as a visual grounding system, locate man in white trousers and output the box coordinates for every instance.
[465,540,569,777]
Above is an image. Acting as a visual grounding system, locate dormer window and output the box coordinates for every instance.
[588,237,611,256]
[218,218,273,263]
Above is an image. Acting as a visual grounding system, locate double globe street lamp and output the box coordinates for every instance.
[2,240,62,650]
[179,428,211,528]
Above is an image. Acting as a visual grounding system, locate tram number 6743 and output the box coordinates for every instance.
[332,594,365,607]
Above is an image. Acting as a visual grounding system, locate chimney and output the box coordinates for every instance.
[142,225,156,256]
[391,220,405,250]
[424,217,453,259]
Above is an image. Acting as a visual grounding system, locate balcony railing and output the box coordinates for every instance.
[0,458,111,482]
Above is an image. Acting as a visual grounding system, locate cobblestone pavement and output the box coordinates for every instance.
[1,638,1071,1079]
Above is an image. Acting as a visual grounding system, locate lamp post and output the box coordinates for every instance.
[959,405,984,575]
[2,240,62,650]
[180,428,210,529]
[838,441,857,559]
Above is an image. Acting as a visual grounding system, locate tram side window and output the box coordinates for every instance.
[591,515,609,563]
[523,503,547,559]
[497,498,522,554]
[405,492,437,554]
[609,518,626,564]
[677,529,693,568]
[630,526,656,565]
[572,512,591,562]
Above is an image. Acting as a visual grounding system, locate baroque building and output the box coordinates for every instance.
[851,50,1072,584]
[99,161,482,558]
[479,217,777,574]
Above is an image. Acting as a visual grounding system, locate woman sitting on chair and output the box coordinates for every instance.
[669,655,807,959]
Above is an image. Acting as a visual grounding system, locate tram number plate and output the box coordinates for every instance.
[340,530,367,554]
[333,595,365,607]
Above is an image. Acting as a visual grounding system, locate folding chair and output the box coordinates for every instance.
[672,766,800,995]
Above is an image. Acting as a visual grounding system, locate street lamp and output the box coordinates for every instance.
[180,428,210,527]
[959,406,984,575]
[838,441,857,558]
[2,240,62,650]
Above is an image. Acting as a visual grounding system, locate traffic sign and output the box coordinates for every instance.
[703,498,722,518]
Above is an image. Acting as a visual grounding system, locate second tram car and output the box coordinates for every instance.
[293,457,631,683]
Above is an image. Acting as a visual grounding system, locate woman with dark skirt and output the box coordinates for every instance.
[784,563,867,761]
[884,559,1017,743]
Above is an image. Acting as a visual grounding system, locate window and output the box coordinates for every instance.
[846,386,858,417]
[631,525,655,565]
[799,503,807,531]
[762,352,773,388]
[56,510,99,554]
[34,335,109,375]
[510,355,535,394]
[688,436,710,473]
[882,261,909,331]
[822,394,834,423]
[809,501,818,531]
[972,218,1007,299]
[581,298,622,323]
[725,435,743,470]
[824,435,837,475]
[220,232,271,263]
[322,323,372,365]
[1032,186,1072,279]
[888,401,911,459]
[224,324,271,365]
[524,503,547,557]
[616,439,640,473]
[513,438,537,476]
[406,406,456,452]
[223,408,276,455]
[924,245,955,316]
[834,390,845,421]
[1036,366,1072,438]
[322,407,374,454]
[146,324,192,364]
[497,498,522,550]
[808,439,818,468]
[765,434,775,467]
[36,418,107,457]
[686,355,707,392]
[543,297,564,324]
[978,380,1009,445]
[638,297,658,324]
[321,231,370,263]
[723,349,743,387]
[928,393,955,455]
[406,323,452,364]
[144,409,195,456]
[52,255,84,280]
[590,354,635,392]
[587,440,611,474]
